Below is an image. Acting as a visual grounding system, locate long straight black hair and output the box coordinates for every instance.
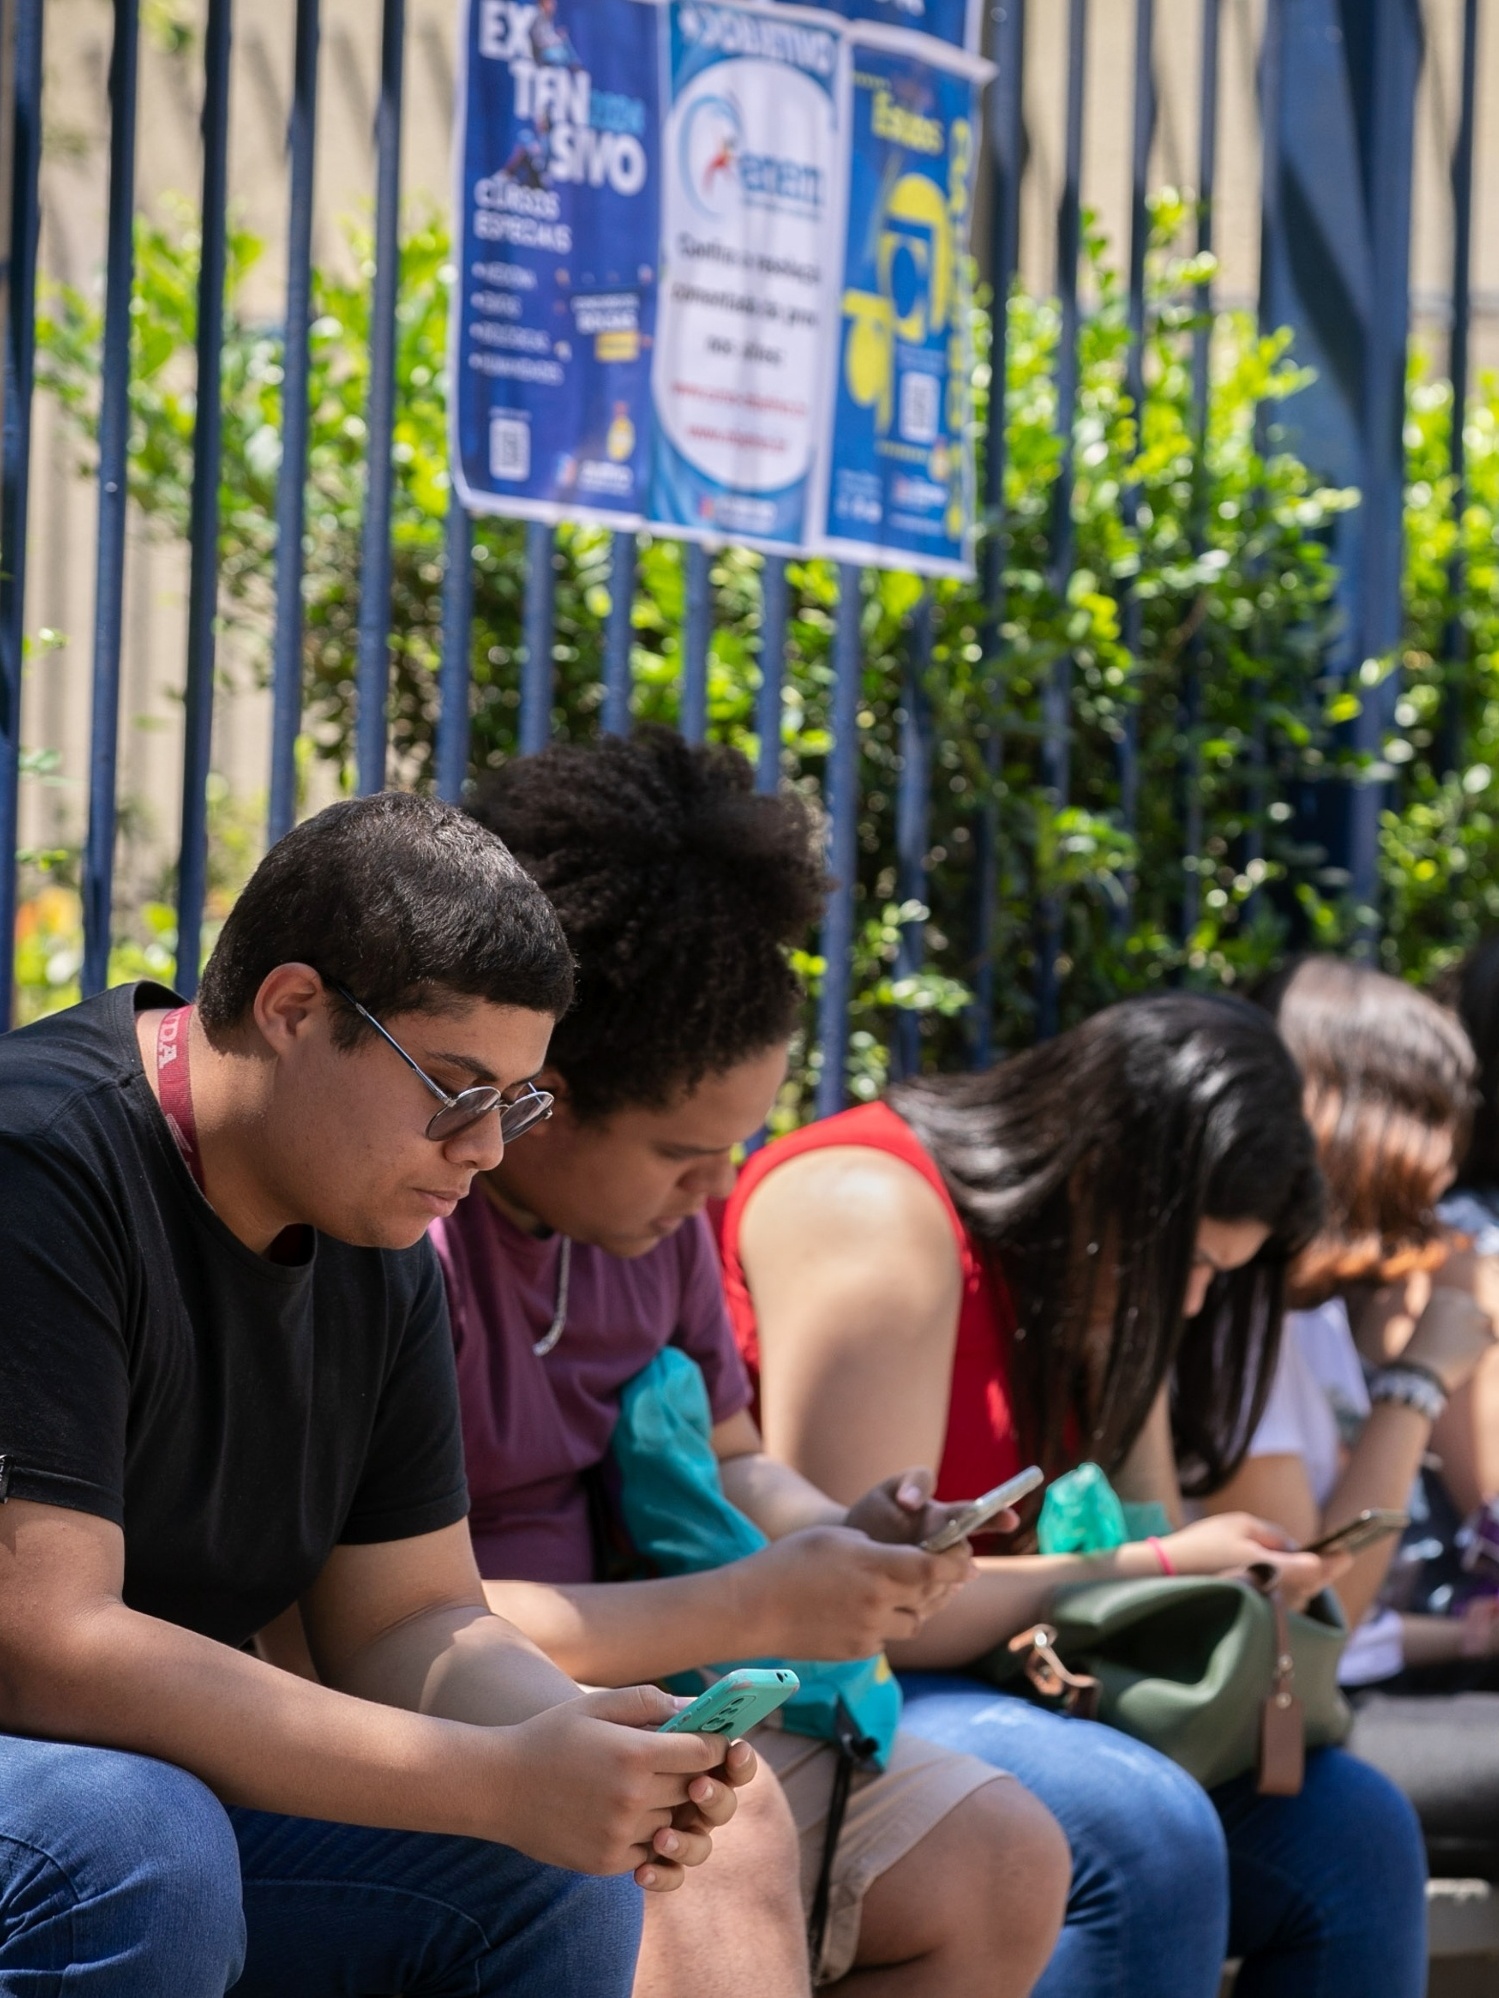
[888,993,1323,1496]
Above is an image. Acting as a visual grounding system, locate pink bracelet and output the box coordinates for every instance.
[1145,1535,1176,1576]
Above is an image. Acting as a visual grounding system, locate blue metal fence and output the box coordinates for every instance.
[0,0,1484,1090]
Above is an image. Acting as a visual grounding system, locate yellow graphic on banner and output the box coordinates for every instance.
[840,115,972,447]
[606,402,637,462]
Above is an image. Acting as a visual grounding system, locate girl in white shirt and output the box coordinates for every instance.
[1201,956,1499,1875]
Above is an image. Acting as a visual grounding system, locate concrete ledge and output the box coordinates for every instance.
[1428,1879,1499,1960]
[1221,1884,1499,1997]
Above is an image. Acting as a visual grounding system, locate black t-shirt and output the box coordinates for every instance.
[0,983,469,1647]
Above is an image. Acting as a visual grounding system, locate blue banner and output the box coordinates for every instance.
[649,3,843,551]
[452,0,660,525]
[817,42,980,577]
[773,0,980,56]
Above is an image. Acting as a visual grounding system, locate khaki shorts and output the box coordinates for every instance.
[754,1721,1010,1983]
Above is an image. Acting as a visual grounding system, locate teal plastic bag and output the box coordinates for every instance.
[1036,1461,1171,1554]
[610,1347,901,1768]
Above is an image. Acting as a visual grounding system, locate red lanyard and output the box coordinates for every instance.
[156,1004,205,1192]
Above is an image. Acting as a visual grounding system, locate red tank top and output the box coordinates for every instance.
[715,1101,1023,1505]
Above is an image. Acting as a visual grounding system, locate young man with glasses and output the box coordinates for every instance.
[430,731,1070,1996]
[0,791,754,1997]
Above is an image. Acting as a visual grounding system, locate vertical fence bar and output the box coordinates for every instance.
[353,0,404,795]
[744,553,790,1152]
[268,0,320,843]
[1036,0,1087,1039]
[434,498,472,800]
[1439,0,1478,779]
[1116,0,1154,920]
[1347,0,1420,926]
[0,0,43,1024]
[1180,0,1219,946]
[894,595,933,1081]
[518,520,555,755]
[815,566,862,1119]
[601,530,635,736]
[681,542,711,743]
[970,0,1025,1064]
[1245,0,1284,903]
[81,0,141,996]
[174,0,233,995]
[756,555,788,793]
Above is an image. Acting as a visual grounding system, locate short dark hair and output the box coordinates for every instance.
[467,727,827,1118]
[198,791,574,1043]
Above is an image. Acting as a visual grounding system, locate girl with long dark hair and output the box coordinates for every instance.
[719,992,1429,1998]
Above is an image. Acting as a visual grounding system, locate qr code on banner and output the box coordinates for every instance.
[489,414,531,482]
[899,370,939,444]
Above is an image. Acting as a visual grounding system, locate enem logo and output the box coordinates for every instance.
[678,88,823,219]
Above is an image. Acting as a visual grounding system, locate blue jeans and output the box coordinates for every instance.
[0,1734,643,1996]
[898,1675,1428,1998]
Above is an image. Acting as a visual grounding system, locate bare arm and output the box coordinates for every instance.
[1207,1283,1493,1626]
[1210,1406,1434,1628]
[738,1152,1337,1669]
[1112,1388,1186,1528]
[1369,1248,1499,1516]
[0,1500,727,1880]
[714,1408,845,1537]
[741,1146,965,1498]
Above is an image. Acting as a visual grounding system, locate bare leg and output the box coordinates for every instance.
[831,1781,1069,1998]
[633,1759,812,1998]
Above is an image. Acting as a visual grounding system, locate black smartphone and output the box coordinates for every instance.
[1303,1509,1409,1559]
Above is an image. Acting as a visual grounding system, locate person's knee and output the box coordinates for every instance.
[634,1766,807,1998]
[1,1744,244,1994]
[1074,1734,1227,1907]
[718,1760,804,1918]
[94,1752,245,1981]
[859,1779,1069,1976]
[952,1781,1071,1961]
[1304,1748,1427,1906]
[567,1871,646,1992]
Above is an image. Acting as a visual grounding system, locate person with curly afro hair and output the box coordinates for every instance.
[429,727,1070,1998]
[475,724,826,1131]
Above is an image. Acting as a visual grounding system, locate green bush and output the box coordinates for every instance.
[26,195,1499,1111]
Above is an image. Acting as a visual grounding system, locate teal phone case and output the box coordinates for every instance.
[657,1668,801,1736]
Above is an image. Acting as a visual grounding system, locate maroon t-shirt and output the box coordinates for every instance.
[431,1191,752,1583]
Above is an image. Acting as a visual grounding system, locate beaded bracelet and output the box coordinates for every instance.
[1367,1361,1449,1425]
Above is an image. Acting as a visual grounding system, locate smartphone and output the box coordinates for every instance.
[1304,1508,1410,1559]
[657,1668,801,1737]
[922,1466,1046,1553]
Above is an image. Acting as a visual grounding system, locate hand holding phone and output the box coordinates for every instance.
[1303,1509,1409,1559]
[658,1668,800,1737]
[921,1466,1046,1553]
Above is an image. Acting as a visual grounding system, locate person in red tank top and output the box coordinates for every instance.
[720,994,1432,1998]
[719,996,1337,1633]
[720,1100,1025,1514]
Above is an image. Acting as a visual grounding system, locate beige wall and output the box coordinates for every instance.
[19,0,1498,899]
[22,0,461,902]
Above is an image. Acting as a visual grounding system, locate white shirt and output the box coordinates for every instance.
[1248,1300,1406,1686]
[1439,1188,1499,1258]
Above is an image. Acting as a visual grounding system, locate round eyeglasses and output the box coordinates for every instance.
[329,981,554,1145]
